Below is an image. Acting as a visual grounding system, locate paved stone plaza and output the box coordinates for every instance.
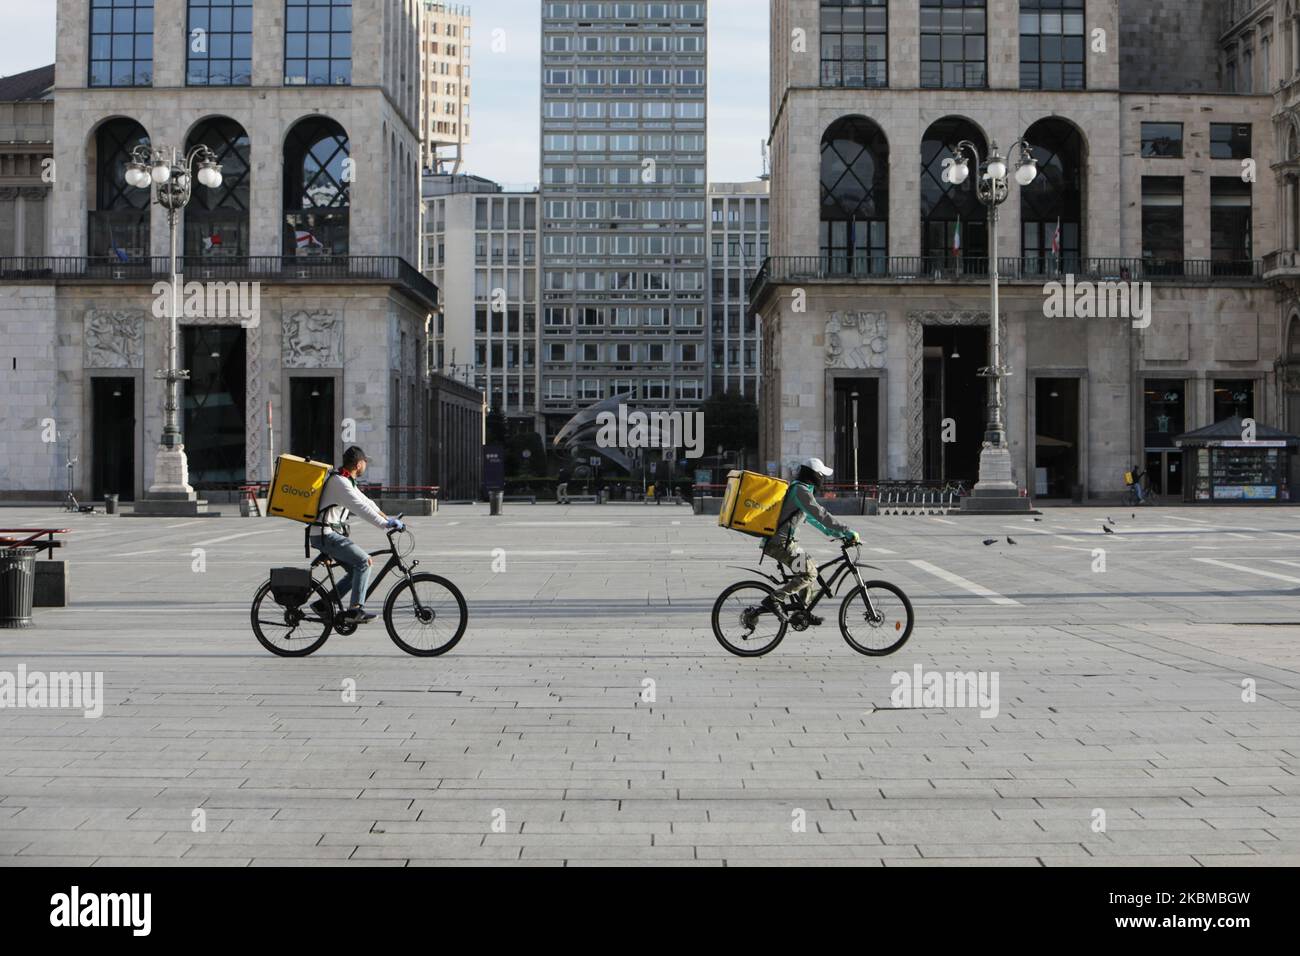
[2,502,1300,866]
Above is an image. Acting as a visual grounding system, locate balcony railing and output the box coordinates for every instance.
[748,255,1263,302]
[0,255,439,309]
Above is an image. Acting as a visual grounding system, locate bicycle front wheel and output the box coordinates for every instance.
[712,581,788,657]
[250,579,333,657]
[839,581,913,656]
[383,572,468,657]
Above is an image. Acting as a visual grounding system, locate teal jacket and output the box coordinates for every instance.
[762,480,855,557]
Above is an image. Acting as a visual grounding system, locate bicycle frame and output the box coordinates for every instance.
[727,545,878,614]
[315,534,419,607]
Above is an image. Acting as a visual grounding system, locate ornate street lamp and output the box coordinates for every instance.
[947,138,1038,512]
[123,144,222,509]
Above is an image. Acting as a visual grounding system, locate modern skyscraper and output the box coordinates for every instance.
[421,1,472,173]
[538,0,708,441]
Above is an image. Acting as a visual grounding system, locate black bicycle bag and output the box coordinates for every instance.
[269,567,314,608]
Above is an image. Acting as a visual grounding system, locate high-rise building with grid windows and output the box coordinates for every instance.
[421,2,472,172]
[538,0,708,440]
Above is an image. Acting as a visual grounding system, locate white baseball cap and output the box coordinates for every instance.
[802,457,834,478]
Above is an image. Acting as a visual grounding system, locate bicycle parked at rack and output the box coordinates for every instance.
[250,517,468,657]
[711,540,914,657]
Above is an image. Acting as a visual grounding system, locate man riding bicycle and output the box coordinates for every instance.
[761,457,860,625]
[309,445,405,625]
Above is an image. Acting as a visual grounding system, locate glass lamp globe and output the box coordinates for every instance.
[987,157,1008,180]
[150,163,171,185]
[1015,161,1039,186]
[949,162,970,185]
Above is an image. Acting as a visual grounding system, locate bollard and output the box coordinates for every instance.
[104,493,119,515]
[489,490,504,516]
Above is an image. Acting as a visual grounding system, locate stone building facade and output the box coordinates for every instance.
[0,66,53,259]
[420,1,472,172]
[754,0,1281,500]
[0,0,485,503]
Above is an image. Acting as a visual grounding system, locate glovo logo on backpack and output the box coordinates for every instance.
[267,455,332,523]
[719,470,789,539]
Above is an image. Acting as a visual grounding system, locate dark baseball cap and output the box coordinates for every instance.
[342,445,369,468]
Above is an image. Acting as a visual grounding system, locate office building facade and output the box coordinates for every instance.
[707,180,768,402]
[424,173,541,431]
[754,0,1281,500]
[538,0,708,440]
[421,1,472,172]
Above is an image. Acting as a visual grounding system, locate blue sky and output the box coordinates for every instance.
[1,0,770,185]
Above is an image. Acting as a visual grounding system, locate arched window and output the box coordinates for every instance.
[90,118,150,260]
[1022,117,1084,274]
[820,116,889,274]
[185,117,251,257]
[920,117,986,271]
[283,116,350,256]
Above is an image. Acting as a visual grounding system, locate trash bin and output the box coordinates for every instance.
[1071,483,1083,504]
[0,547,37,629]
[489,491,504,516]
[104,493,119,515]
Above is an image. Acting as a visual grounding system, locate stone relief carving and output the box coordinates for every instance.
[826,311,887,369]
[282,310,343,368]
[0,187,18,201]
[905,310,1009,479]
[84,309,144,369]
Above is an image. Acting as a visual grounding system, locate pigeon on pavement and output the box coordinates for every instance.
[1102,525,1115,535]
[982,539,997,546]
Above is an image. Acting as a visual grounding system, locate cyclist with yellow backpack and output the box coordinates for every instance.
[307,446,404,625]
[761,458,860,624]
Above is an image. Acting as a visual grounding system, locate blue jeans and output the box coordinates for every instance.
[311,531,372,608]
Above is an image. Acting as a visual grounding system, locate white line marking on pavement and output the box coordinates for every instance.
[1003,524,1086,543]
[1160,514,1212,525]
[502,522,625,527]
[1224,533,1255,540]
[191,529,284,547]
[908,559,1021,606]
[109,549,167,557]
[447,521,461,526]
[1194,558,1300,585]
[164,520,205,529]
[870,547,896,555]
[927,517,958,526]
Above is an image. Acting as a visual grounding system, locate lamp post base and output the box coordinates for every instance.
[960,443,1036,514]
[127,446,220,517]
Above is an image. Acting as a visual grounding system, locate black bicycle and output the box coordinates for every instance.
[250,519,468,657]
[711,540,914,657]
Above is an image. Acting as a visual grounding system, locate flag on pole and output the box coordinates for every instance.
[202,230,223,254]
[294,229,324,250]
[108,223,129,263]
[952,219,962,258]
[1051,218,1061,256]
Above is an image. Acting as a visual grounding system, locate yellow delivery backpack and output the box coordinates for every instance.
[718,470,789,539]
[267,454,334,523]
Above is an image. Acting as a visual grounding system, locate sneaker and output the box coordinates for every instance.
[758,596,788,623]
[341,607,378,625]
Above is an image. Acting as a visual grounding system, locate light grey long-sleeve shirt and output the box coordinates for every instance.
[317,472,387,532]
[762,480,855,557]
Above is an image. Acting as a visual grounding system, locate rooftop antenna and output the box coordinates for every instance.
[759,140,770,182]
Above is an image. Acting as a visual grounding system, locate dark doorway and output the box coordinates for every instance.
[91,377,135,500]
[290,377,336,462]
[182,326,247,486]
[832,378,879,486]
[1144,378,1185,497]
[922,325,989,482]
[1035,378,1080,498]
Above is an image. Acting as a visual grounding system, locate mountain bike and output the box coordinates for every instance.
[711,539,914,657]
[250,518,468,657]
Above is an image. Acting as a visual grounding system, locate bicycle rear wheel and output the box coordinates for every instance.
[712,581,788,657]
[839,581,913,656]
[250,579,333,657]
[383,572,468,657]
